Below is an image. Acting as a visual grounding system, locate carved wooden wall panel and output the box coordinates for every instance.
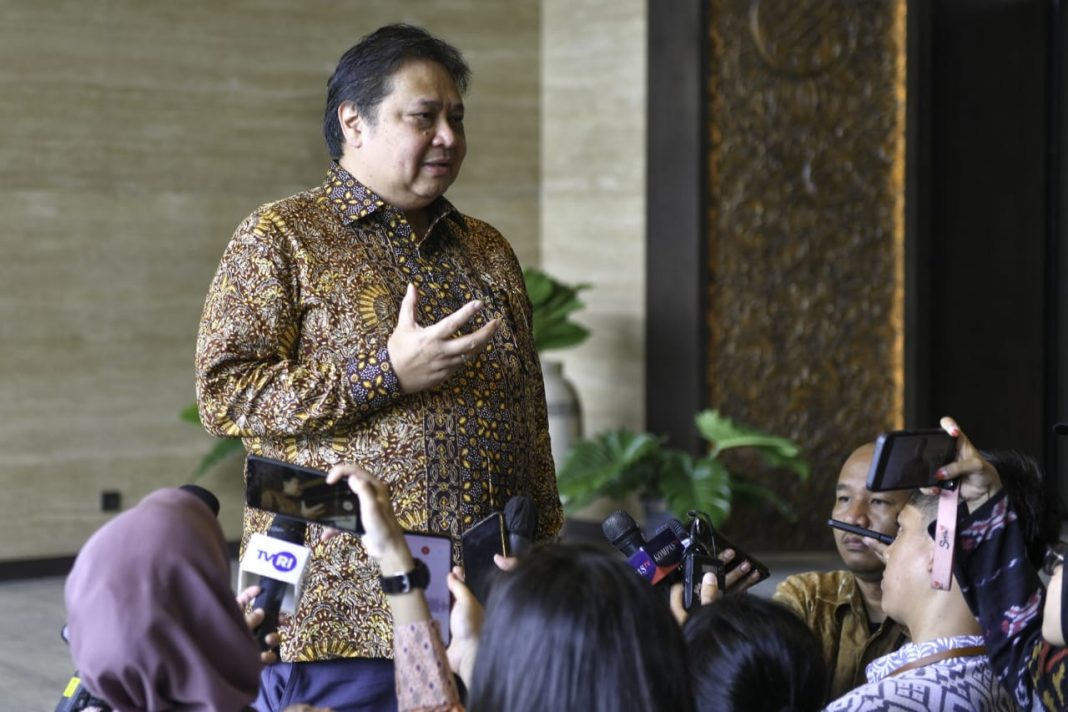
[707,0,907,549]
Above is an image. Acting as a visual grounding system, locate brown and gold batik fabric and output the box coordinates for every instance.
[196,164,562,662]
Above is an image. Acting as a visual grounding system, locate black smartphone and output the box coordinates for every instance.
[827,518,895,545]
[245,455,363,534]
[683,551,725,610]
[866,429,957,492]
[687,512,770,586]
[709,529,770,585]
[461,512,508,605]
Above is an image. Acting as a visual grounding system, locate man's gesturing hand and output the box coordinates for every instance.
[388,283,499,394]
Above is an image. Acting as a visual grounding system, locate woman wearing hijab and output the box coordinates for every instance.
[64,487,276,711]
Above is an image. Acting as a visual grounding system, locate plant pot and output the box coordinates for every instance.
[541,359,582,473]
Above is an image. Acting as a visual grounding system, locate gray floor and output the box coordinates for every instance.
[0,551,838,710]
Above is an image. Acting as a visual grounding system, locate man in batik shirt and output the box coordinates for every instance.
[196,24,562,712]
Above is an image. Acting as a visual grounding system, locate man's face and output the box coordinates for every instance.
[879,503,932,625]
[340,59,466,212]
[831,444,909,579]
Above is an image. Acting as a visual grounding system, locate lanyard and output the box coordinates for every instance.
[888,645,987,677]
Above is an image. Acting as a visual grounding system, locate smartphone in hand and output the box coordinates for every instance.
[461,512,508,604]
[245,455,363,534]
[866,429,957,492]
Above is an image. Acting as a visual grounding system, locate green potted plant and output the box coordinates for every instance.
[523,267,591,353]
[523,267,592,471]
[555,409,809,526]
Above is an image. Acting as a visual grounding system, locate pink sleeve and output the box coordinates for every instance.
[393,619,463,712]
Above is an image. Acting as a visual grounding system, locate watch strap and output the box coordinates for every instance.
[379,557,430,594]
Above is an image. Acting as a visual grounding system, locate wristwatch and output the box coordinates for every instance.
[379,558,430,594]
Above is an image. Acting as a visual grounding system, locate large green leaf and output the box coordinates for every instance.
[522,267,591,353]
[534,321,591,352]
[661,454,732,526]
[556,430,662,512]
[695,409,808,480]
[192,437,246,477]
[180,402,202,426]
[523,268,556,306]
[729,478,798,521]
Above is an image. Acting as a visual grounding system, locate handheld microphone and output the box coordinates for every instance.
[602,511,684,586]
[602,510,646,558]
[241,515,310,651]
[504,496,537,556]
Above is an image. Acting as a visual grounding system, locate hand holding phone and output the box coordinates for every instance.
[461,512,508,605]
[827,518,895,545]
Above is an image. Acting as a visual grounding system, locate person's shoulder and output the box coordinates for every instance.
[774,570,854,611]
[776,569,853,594]
[242,185,328,227]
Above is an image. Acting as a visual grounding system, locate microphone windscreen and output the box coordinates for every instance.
[180,484,220,518]
[504,495,537,539]
[602,510,645,557]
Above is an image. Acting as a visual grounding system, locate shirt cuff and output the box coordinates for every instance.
[345,347,402,412]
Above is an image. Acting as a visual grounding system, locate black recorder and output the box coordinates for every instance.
[866,429,958,492]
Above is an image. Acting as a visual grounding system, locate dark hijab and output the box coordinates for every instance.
[64,487,260,711]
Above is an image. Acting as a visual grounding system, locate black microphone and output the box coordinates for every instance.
[179,483,220,517]
[250,516,306,651]
[602,510,647,558]
[503,496,537,556]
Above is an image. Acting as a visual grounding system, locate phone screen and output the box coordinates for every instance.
[461,512,508,605]
[245,455,363,534]
[867,429,957,492]
[404,532,454,643]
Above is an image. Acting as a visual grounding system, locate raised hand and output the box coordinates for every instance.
[387,283,499,394]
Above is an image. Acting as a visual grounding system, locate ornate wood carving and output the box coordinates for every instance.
[708,0,907,549]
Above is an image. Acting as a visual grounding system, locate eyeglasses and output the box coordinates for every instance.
[1042,541,1068,576]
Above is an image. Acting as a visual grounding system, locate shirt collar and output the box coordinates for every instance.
[866,635,987,682]
[322,163,465,239]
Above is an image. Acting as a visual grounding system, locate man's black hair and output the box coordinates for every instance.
[323,23,471,160]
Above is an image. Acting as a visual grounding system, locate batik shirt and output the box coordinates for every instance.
[956,491,1068,711]
[196,164,562,661]
[823,635,1019,711]
[775,570,908,698]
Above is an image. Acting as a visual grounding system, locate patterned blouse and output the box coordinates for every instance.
[196,164,562,661]
[822,635,1018,711]
[956,491,1068,711]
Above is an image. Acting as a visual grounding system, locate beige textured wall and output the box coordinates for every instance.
[0,1,540,560]
[541,0,647,437]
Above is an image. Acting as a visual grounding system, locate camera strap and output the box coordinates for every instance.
[930,484,959,590]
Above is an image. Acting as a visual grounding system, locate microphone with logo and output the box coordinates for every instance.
[239,515,311,651]
[601,510,685,587]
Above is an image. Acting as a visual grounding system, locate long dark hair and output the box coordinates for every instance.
[683,594,828,712]
[468,542,693,712]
